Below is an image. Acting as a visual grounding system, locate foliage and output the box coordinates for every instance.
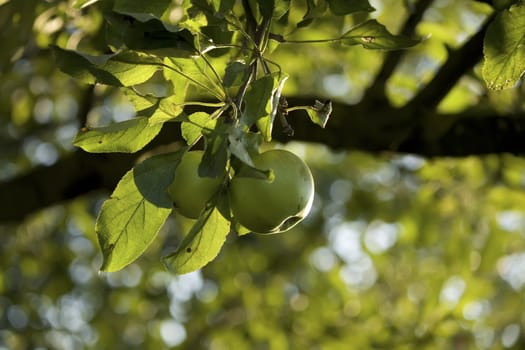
[49,0,424,273]
[2,0,525,349]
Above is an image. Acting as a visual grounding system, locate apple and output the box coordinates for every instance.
[229,149,314,234]
[168,151,223,219]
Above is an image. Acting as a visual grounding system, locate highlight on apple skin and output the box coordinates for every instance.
[229,149,315,234]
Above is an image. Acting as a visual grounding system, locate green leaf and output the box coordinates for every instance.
[257,0,290,19]
[181,112,212,145]
[52,45,97,84]
[482,2,525,90]
[298,0,328,27]
[164,56,224,98]
[327,0,374,15]
[74,117,163,153]
[97,151,184,272]
[113,0,171,21]
[147,95,187,124]
[243,73,288,141]
[162,207,231,274]
[52,46,162,87]
[200,123,229,178]
[305,100,332,128]
[257,74,288,142]
[97,51,161,86]
[243,75,275,127]
[209,0,236,14]
[340,19,420,50]
[228,127,255,167]
[223,61,247,87]
[122,88,157,111]
[105,13,195,55]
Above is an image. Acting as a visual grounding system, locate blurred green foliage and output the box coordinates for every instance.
[3,147,525,349]
[1,0,525,349]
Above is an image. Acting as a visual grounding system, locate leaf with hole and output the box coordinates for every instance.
[162,207,231,274]
[97,151,184,272]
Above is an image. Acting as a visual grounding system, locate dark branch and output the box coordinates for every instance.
[364,0,435,102]
[2,100,525,223]
[408,13,494,110]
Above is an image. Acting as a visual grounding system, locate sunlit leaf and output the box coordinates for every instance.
[341,19,420,50]
[97,51,161,86]
[181,112,212,145]
[164,56,224,98]
[147,95,187,124]
[162,207,230,274]
[52,46,162,87]
[482,2,525,90]
[97,151,183,272]
[74,117,162,153]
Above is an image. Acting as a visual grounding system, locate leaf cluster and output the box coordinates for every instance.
[53,0,423,273]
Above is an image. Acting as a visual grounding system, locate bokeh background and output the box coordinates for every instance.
[2,0,525,349]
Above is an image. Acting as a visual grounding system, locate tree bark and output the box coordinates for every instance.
[1,103,524,223]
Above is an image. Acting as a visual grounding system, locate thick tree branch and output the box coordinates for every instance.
[2,100,525,223]
[0,152,136,223]
[364,0,435,102]
[408,13,494,110]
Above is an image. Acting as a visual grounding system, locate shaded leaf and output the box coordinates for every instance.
[105,13,195,55]
[200,123,229,178]
[228,127,255,167]
[113,0,171,22]
[74,117,162,153]
[162,207,230,274]
[223,61,247,87]
[256,74,288,142]
[327,0,374,15]
[243,73,288,141]
[306,100,332,128]
[243,75,275,127]
[97,151,184,272]
[482,2,525,90]
[341,19,420,50]
[298,0,328,27]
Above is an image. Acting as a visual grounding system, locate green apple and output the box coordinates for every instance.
[168,151,223,219]
[229,149,315,234]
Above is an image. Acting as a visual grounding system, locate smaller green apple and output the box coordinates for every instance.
[168,151,223,219]
[229,149,315,234]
